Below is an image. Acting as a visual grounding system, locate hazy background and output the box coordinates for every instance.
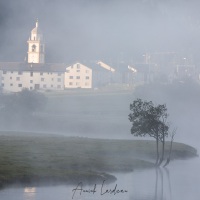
[0,0,200,64]
[1,0,200,146]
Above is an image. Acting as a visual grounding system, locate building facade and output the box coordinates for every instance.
[65,63,92,89]
[0,21,116,92]
[0,63,65,92]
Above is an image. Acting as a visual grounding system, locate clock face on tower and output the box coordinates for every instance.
[32,44,36,52]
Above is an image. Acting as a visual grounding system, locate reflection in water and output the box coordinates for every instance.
[129,167,173,200]
[154,168,173,200]
[1,159,200,200]
[164,168,172,200]
[24,187,36,200]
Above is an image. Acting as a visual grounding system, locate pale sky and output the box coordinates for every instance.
[0,0,200,64]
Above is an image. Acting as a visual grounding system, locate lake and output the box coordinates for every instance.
[0,156,200,200]
[1,92,200,200]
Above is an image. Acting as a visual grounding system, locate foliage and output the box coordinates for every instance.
[129,98,169,140]
[0,89,47,116]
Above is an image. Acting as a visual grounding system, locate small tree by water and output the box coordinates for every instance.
[128,98,174,166]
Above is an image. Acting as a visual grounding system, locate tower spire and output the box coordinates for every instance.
[36,19,39,28]
[27,20,45,63]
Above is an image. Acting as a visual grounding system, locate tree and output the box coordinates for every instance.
[128,98,169,165]
[0,89,47,120]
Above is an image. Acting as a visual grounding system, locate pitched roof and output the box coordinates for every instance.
[0,62,66,72]
[66,61,112,73]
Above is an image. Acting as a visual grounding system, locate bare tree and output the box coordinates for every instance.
[163,128,177,167]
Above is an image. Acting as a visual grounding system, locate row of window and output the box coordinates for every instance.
[70,64,80,69]
[66,69,90,73]
[41,78,61,82]
[4,83,62,89]
[69,82,90,86]
[2,77,62,82]
[3,83,23,87]
[69,76,90,79]
[2,71,62,76]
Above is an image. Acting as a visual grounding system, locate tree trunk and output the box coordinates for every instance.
[163,137,173,167]
[155,134,159,165]
[158,135,165,166]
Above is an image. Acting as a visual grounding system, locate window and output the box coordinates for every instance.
[51,85,53,88]
[76,82,80,86]
[10,83,13,86]
[10,77,12,80]
[30,87,33,90]
[77,70,80,72]
[57,78,61,82]
[30,72,33,77]
[18,84,22,87]
[2,83,4,87]
[76,76,80,79]
[32,44,36,52]
[18,71,23,75]
[86,76,90,80]
[57,85,61,89]
[41,78,44,81]
[16,77,20,81]
[57,73,62,76]
[69,76,73,79]
[40,72,43,76]
[30,80,33,83]
[69,82,73,85]
[52,78,54,81]
[77,64,80,69]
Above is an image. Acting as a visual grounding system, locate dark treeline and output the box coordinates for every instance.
[0,89,47,129]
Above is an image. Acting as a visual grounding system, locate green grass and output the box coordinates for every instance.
[0,132,197,188]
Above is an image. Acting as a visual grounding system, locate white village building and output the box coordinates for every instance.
[0,20,115,92]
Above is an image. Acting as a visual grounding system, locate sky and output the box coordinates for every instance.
[0,0,200,64]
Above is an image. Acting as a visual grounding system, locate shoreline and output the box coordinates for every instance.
[0,132,198,189]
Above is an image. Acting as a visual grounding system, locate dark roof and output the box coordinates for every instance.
[0,61,115,73]
[0,62,66,72]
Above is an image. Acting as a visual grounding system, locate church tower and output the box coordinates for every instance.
[27,20,45,63]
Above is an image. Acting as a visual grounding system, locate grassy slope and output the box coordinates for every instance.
[0,132,197,187]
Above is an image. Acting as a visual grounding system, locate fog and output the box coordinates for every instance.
[1,1,200,200]
[1,0,200,142]
[1,0,200,63]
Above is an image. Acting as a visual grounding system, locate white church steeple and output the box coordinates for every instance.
[27,20,45,63]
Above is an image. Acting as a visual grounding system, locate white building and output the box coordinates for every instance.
[0,63,65,92]
[0,20,116,92]
[65,63,92,89]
